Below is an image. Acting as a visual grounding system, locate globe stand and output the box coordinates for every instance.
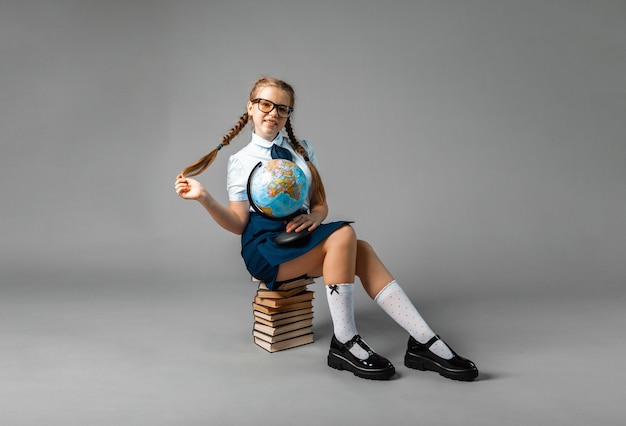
[274,226,312,246]
[247,161,312,246]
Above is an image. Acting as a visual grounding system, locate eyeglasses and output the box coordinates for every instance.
[251,98,293,118]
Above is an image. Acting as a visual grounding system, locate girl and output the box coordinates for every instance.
[174,77,478,381]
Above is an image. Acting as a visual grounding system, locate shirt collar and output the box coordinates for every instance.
[251,132,284,149]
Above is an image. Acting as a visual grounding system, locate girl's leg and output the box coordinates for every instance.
[277,226,365,354]
[277,225,361,351]
[354,239,394,298]
[276,226,476,380]
[277,227,393,372]
[354,239,453,356]
[276,225,356,283]
[354,238,479,380]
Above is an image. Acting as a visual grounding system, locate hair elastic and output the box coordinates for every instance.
[216,143,225,151]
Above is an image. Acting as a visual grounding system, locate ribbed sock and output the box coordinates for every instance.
[325,284,371,360]
[375,280,453,359]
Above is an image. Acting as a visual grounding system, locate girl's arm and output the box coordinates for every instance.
[175,175,250,235]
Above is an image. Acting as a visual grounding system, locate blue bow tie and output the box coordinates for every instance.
[271,144,293,161]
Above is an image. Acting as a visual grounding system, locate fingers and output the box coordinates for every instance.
[307,220,319,232]
[174,175,190,197]
[287,215,319,233]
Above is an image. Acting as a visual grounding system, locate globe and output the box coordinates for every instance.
[246,159,308,220]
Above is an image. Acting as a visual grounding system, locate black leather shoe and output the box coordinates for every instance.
[328,335,395,380]
[404,335,478,381]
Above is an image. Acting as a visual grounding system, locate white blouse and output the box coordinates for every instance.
[226,132,319,212]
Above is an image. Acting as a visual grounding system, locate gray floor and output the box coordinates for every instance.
[2,263,624,426]
[2,1,625,424]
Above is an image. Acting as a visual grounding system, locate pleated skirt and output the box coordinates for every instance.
[241,213,351,290]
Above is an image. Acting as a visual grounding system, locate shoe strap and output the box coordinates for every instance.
[344,335,375,356]
[425,334,441,348]
[424,334,460,358]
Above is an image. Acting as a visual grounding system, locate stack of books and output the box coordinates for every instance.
[252,276,315,352]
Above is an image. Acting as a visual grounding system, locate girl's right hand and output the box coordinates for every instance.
[175,174,205,200]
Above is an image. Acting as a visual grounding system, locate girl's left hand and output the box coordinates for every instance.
[285,213,320,233]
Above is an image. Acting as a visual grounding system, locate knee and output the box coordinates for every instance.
[325,224,357,249]
[337,224,357,245]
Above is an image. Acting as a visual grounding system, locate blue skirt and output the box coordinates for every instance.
[241,213,351,290]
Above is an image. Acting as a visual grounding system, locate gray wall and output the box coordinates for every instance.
[2,0,625,296]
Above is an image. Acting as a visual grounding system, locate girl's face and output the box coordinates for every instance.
[247,86,292,141]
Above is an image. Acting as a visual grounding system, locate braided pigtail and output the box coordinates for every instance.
[285,118,327,205]
[180,112,249,177]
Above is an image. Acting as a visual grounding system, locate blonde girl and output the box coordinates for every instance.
[175,77,478,381]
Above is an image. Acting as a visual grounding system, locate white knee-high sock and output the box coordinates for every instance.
[375,280,453,359]
[325,284,370,360]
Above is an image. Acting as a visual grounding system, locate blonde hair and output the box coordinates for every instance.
[180,77,326,205]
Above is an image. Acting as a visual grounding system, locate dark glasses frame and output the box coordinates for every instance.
[251,98,294,118]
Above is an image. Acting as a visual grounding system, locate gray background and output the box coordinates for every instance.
[1,1,625,425]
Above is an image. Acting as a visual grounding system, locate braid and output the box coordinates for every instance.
[285,118,327,205]
[180,112,249,177]
[221,112,249,148]
[179,76,324,209]
[284,118,308,160]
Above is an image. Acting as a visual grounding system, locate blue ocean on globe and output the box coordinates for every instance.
[248,159,308,219]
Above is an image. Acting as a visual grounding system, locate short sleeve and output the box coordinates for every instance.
[226,155,248,201]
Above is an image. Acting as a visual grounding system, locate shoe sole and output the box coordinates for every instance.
[328,351,395,380]
[404,354,478,382]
